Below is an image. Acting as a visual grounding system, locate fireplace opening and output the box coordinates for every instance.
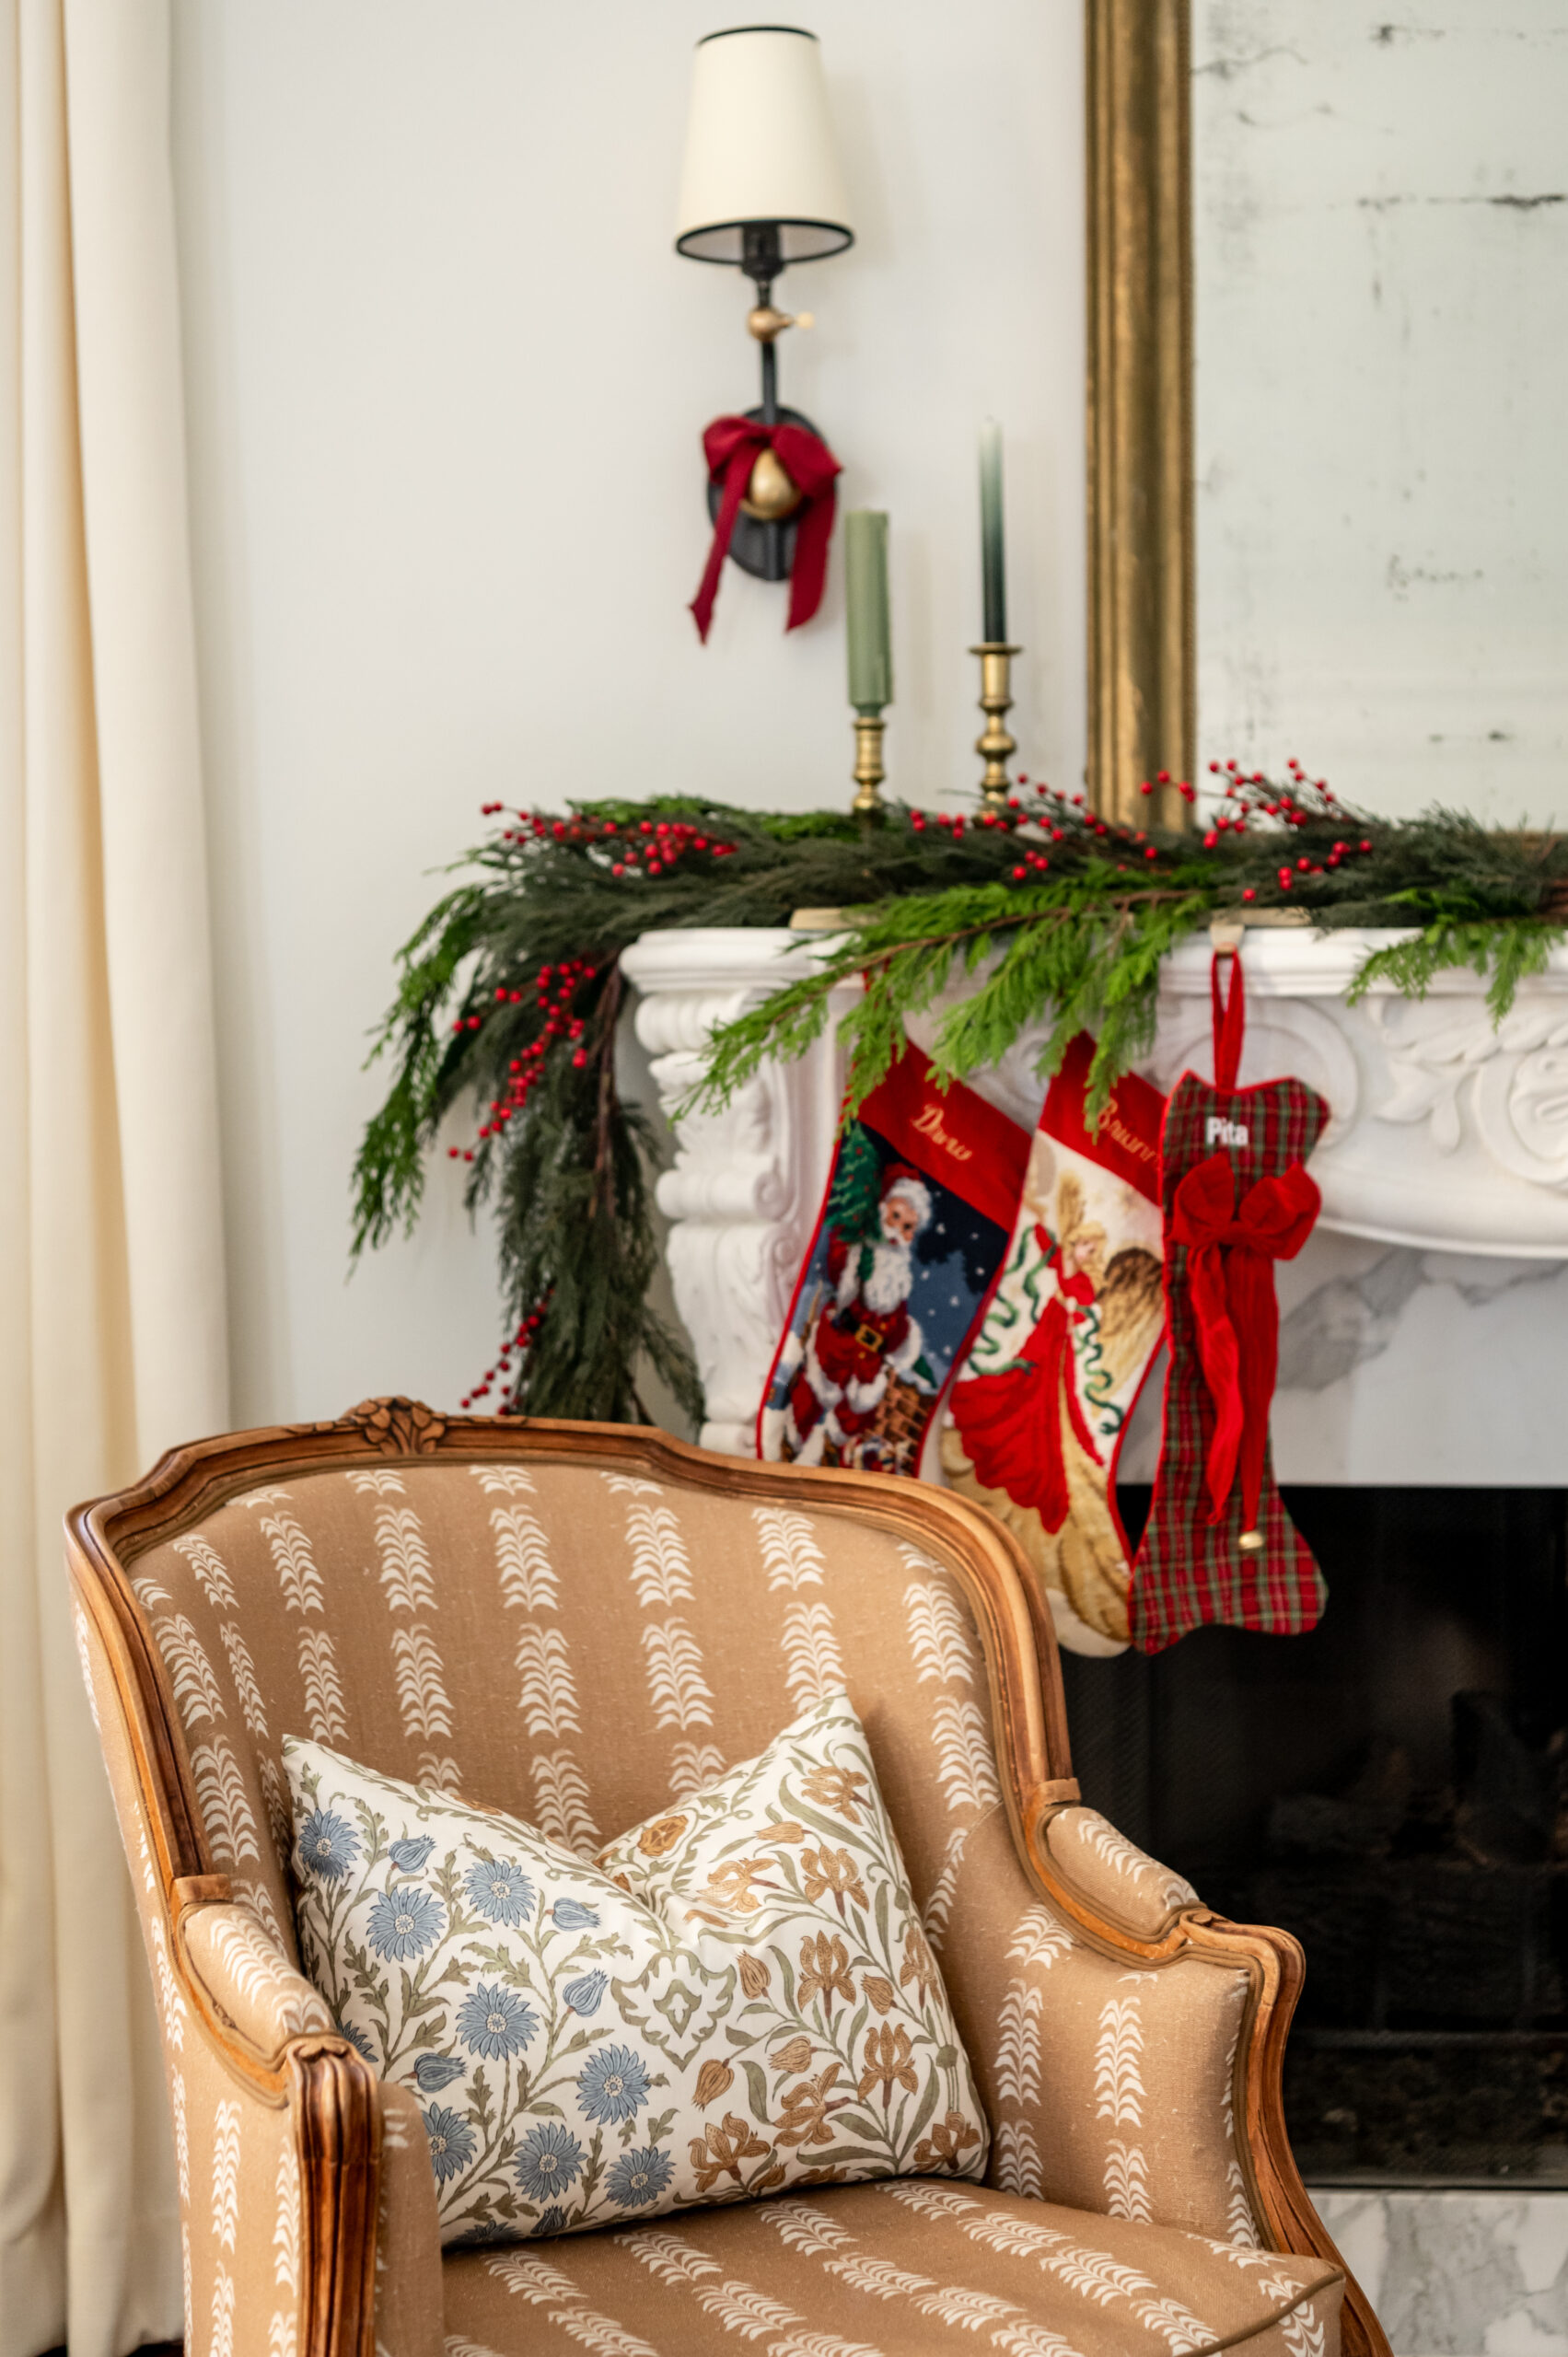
[1063,1488,1568,2186]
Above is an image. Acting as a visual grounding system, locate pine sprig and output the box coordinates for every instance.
[353,766,1567,1426]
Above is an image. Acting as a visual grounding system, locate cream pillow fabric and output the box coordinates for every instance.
[283,1691,987,2245]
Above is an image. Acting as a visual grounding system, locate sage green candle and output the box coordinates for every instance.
[980,419,1006,642]
[844,509,892,712]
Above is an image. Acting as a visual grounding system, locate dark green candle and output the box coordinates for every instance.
[980,420,1006,643]
[845,509,891,711]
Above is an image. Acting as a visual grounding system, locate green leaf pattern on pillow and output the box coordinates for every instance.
[284,1692,987,2246]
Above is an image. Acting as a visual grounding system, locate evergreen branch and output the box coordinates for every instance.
[352,768,1568,1427]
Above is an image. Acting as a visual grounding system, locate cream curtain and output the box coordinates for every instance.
[0,3,228,2352]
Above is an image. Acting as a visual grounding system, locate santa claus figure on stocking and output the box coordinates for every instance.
[784,1164,934,1468]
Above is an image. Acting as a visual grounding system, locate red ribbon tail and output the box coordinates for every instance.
[1188,1242,1245,1522]
[785,482,836,632]
[1232,1250,1279,1530]
[690,447,756,644]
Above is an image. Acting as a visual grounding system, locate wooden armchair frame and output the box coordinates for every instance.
[66,1400,1389,2357]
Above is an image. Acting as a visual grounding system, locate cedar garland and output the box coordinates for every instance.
[353,768,1568,1423]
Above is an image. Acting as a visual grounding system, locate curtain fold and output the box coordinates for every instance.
[0,3,227,2351]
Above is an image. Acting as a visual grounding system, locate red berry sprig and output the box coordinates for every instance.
[479,802,738,876]
[447,956,598,1164]
[459,1303,547,1412]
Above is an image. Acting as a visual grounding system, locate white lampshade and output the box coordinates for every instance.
[676,26,854,265]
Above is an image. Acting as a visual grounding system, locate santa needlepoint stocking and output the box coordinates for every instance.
[942,1034,1167,1655]
[759,1043,1029,1477]
[1129,949,1328,1654]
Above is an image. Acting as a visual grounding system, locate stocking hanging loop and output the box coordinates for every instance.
[1210,947,1247,1092]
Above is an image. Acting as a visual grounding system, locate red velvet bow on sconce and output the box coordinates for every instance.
[675,26,854,641]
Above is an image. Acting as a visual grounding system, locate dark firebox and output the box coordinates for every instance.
[1063,1487,1568,2185]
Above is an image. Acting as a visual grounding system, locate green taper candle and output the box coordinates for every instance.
[980,419,1006,642]
[844,510,892,712]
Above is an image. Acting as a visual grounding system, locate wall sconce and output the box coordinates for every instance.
[679,27,854,633]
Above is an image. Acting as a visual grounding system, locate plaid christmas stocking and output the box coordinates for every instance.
[941,1034,1167,1656]
[1129,951,1328,1654]
[759,1042,1029,1478]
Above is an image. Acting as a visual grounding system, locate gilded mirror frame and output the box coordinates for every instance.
[1086,0,1193,825]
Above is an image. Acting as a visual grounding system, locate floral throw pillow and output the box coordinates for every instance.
[282,1692,987,2247]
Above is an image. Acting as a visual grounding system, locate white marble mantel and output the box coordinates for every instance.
[621,924,1568,1477]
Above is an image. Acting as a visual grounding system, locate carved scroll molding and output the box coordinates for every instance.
[621,929,858,1455]
[626,924,1568,1461]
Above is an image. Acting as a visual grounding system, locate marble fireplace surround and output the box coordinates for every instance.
[621,923,1568,1476]
[621,922,1568,2355]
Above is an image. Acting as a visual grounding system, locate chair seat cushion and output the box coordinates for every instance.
[441,2177,1344,2356]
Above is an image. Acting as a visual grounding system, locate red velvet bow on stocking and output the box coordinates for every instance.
[690,415,842,644]
[1169,1152,1320,1527]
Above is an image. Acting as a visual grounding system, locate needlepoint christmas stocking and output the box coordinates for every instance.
[941,1034,1167,1656]
[1129,952,1329,1654]
[759,1043,1030,1477]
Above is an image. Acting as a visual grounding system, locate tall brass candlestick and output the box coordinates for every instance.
[971,642,1019,808]
[852,713,887,818]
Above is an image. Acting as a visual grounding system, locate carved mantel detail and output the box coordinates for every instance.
[623,924,1568,1458]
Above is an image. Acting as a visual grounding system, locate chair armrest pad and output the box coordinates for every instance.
[181,1899,335,2058]
[1042,1805,1200,1939]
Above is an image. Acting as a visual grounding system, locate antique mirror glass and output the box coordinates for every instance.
[1191,3,1566,824]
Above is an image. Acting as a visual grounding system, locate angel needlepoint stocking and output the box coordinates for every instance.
[759,1042,1030,1477]
[941,1034,1167,1656]
[1129,950,1328,1655]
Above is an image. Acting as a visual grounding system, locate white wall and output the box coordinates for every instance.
[169,0,1087,1429]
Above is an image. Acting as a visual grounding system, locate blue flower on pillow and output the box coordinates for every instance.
[412,2053,466,2094]
[298,1808,358,1881]
[367,1887,446,1961]
[516,2122,583,2204]
[532,2207,566,2236]
[575,2043,650,2125]
[457,1982,539,2061]
[607,2146,673,2210]
[562,1970,607,2015]
[389,1835,436,1873]
[551,1898,600,1931]
[421,2105,477,2184]
[464,1857,535,1926]
[337,2017,377,2065]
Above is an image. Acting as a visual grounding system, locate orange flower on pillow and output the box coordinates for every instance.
[857,2023,919,2105]
[913,2108,983,2174]
[801,1844,868,1913]
[687,2112,771,2193]
[800,1763,867,1821]
[899,1922,939,2010]
[701,1856,776,1914]
[636,1813,690,1859]
[796,1932,854,2012]
[776,2063,844,2148]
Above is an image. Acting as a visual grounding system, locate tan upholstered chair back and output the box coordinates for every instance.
[117,1415,1066,2048]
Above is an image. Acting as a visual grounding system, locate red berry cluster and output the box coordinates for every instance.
[459,1304,546,1413]
[447,957,597,1164]
[907,777,1192,879]
[1191,760,1376,902]
[479,801,738,877]
[603,816,738,878]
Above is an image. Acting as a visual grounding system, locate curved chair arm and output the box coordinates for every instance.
[67,1562,444,2357]
[999,1802,1391,2357]
[176,1892,445,2357]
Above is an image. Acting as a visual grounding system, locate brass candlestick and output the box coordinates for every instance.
[852,711,887,819]
[970,642,1020,808]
